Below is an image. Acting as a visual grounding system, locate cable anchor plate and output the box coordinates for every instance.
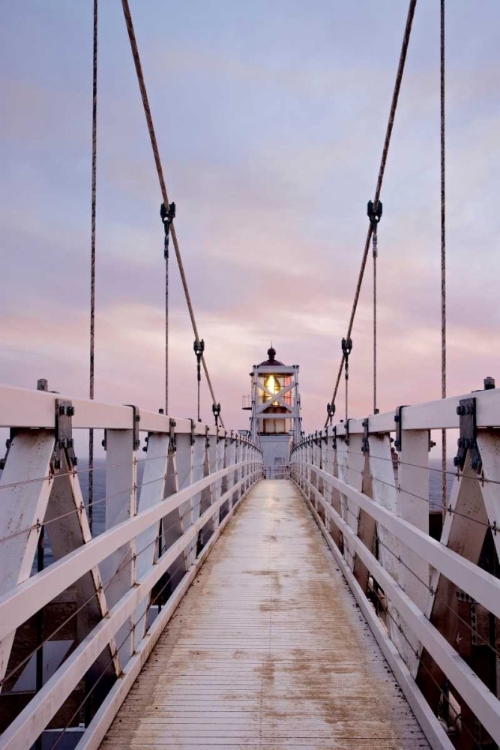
[55,400,77,470]
[125,405,141,451]
[168,418,176,453]
[361,418,369,454]
[454,398,482,474]
[394,405,408,452]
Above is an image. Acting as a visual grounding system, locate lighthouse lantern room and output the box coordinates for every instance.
[247,347,301,477]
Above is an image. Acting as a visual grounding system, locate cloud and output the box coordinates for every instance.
[2,1,500,444]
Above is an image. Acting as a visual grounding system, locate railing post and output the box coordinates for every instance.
[0,430,54,680]
[100,427,137,665]
[176,431,195,569]
[134,431,169,647]
[397,429,430,677]
[192,428,205,538]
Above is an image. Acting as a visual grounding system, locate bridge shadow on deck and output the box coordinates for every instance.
[101,480,429,749]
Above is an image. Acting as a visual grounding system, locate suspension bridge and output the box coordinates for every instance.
[1,2,499,749]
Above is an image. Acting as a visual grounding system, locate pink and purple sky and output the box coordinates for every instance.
[1,1,500,434]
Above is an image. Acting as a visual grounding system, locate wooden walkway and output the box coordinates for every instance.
[101,480,429,749]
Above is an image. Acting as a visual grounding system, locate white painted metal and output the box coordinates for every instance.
[248,353,301,474]
[0,431,54,681]
[302,482,500,745]
[98,481,430,750]
[0,382,262,748]
[0,460,258,640]
[291,390,500,749]
[2,376,499,749]
[398,429,430,677]
[100,430,136,665]
[0,472,256,750]
[294,461,500,620]
[305,492,454,750]
[133,433,169,648]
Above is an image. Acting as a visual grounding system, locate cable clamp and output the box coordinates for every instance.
[212,402,221,433]
[341,337,353,358]
[367,199,383,226]
[160,201,176,258]
[327,402,336,424]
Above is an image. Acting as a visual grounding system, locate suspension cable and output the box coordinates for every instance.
[324,0,418,426]
[440,0,447,511]
[88,0,98,534]
[373,229,378,413]
[368,201,383,414]
[120,0,224,427]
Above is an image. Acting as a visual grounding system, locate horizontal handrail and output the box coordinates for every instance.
[295,470,500,745]
[293,460,500,620]
[0,383,259,444]
[0,469,260,750]
[0,460,257,641]
[291,385,500,453]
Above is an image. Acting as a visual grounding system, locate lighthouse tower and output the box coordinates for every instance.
[246,347,301,478]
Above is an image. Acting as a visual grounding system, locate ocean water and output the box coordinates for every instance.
[39,459,144,570]
[428,458,454,510]
[32,456,452,571]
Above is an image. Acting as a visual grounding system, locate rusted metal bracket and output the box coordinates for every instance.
[323,427,328,445]
[454,397,482,473]
[205,425,210,450]
[0,430,16,471]
[168,418,176,453]
[332,426,337,451]
[54,399,77,470]
[394,405,407,452]
[361,418,369,454]
[345,419,350,446]
[125,404,141,451]
[456,590,479,645]
[190,419,196,446]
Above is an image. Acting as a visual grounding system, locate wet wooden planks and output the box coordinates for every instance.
[101,480,429,749]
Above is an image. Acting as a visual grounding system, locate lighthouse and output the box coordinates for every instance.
[245,347,301,478]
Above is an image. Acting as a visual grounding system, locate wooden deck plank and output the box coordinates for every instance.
[100,480,429,749]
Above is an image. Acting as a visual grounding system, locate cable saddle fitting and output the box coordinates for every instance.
[367,200,383,226]
[367,200,383,258]
[341,337,353,358]
[160,201,176,259]
[326,402,336,424]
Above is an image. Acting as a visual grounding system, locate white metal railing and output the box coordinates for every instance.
[0,384,262,749]
[291,385,500,750]
[263,465,290,480]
